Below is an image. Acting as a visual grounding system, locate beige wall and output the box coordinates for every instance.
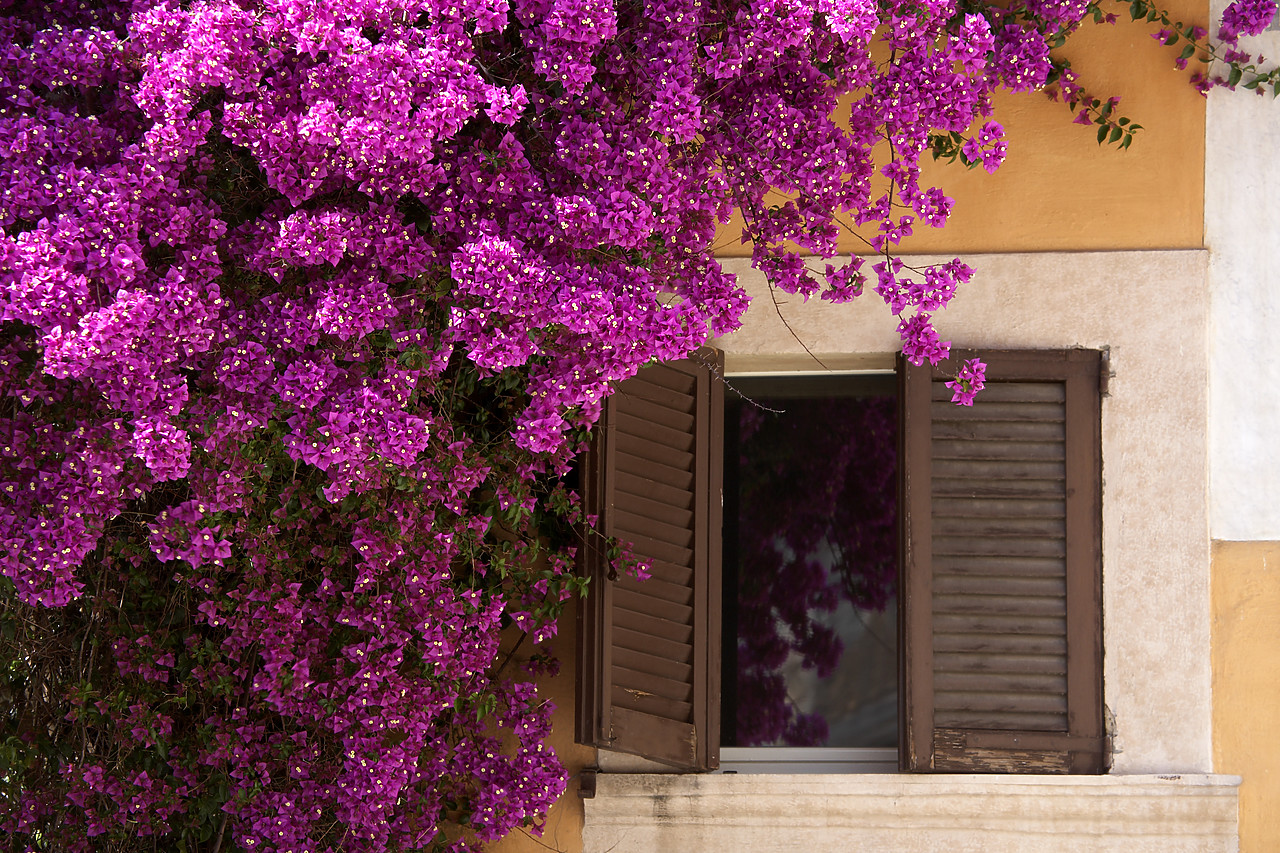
[1212,540,1280,853]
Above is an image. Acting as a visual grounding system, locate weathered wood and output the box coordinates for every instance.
[901,350,1106,775]
[577,352,722,771]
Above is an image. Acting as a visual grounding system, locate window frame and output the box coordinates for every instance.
[578,349,1107,775]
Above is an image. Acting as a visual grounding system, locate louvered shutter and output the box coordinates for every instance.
[901,349,1106,774]
[576,352,722,771]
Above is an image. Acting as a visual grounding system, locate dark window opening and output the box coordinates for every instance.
[721,374,899,749]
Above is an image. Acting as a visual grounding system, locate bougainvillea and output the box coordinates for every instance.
[0,0,1272,850]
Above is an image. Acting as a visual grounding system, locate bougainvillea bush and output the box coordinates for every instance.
[0,0,1272,849]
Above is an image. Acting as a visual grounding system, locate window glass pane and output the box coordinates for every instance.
[722,375,898,748]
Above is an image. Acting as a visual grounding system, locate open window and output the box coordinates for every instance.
[577,349,1107,774]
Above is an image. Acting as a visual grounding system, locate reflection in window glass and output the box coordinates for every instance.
[722,375,898,748]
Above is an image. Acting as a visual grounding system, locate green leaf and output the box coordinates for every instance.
[1228,66,1244,87]
[1179,44,1195,61]
[1109,126,1123,144]
[1097,125,1109,144]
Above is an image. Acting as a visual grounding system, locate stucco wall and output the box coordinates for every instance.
[1212,540,1280,853]
[717,0,1208,257]
[1203,19,1280,853]
[1205,29,1280,542]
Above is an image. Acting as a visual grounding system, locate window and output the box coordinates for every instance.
[720,373,899,760]
[577,349,1107,774]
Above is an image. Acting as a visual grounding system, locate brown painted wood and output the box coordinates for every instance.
[576,351,722,771]
[901,350,1106,774]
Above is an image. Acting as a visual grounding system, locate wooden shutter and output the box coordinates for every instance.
[900,349,1106,774]
[576,352,722,771]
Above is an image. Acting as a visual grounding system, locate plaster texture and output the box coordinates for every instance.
[716,0,1207,258]
[1212,540,1280,853]
[714,249,1213,773]
[1205,26,1280,541]
[582,773,1240,853]
[488,598,594,853]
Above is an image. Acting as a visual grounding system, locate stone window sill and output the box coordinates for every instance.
[582,772,1240,852]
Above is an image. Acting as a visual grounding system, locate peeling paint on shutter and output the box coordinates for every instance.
[901,350,1105,774]
[577,352,722,771]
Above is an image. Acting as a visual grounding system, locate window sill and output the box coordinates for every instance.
[717,747,898,773]
[582,772,1240,852]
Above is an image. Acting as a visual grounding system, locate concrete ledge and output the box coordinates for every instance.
[583,773,1240,853]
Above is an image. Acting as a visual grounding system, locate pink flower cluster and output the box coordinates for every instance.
[0,0,1118,849]
[945,357,988,406]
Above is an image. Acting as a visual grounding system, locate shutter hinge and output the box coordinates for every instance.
[578,768,598,799]
[1098,347,1111,397]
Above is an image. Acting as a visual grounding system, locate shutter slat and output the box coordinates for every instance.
[615,410,696,454]
[933,633,1067,656]
[614,587,693,625]
[934,651,1066,675]
[933,671,1065,694]
[611,685,693,723]
[619,369,697,406]
[616,432,695,473]
[615,468,694,509]
[614,646,694,683]
[613,665,693,705]
[930,381,1065,404]
[934,690,1067,715]
[612,574,693,606]
[932,439,1065,461]
[933,535,1066,558]
[934,613,1066,635]
[934,574,1066,597]
[613,606,693,647]
[932,516,1066,538]
[933,498,1065,518]
[934,554,1066,577]
[615,510,694,552]
[612,528,694,570]
[620,559,693,588]
[616,395,696,434]
[930,401,1065,421]
[933,477,1067,499]
[616,489,695,530]
[934,459,1064,480]
[934,593,1066,618]
[931,421,1065,442]
[933,711,1069,732]
[614,625,693,663]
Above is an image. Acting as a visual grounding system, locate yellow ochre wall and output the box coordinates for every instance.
[1213,541,1280,853]
[488,601,592,853]
[716,0,1208,257]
